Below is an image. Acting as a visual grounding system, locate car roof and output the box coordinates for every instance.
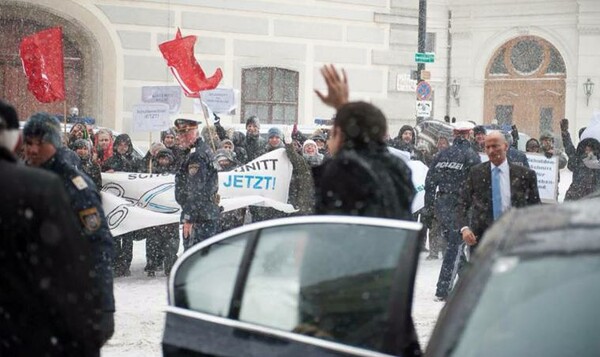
[475,193,600,258]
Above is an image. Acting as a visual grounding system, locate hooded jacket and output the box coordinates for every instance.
[102,134,141,172]
[565,138,600,200]
[316,143,415,220]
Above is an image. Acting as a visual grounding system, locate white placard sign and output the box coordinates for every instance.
[416,100,432,117]
[388,147,429,213]
[525,153,559,203]
[199,88,236,114]
[396,74,417,92]
[100,149,295,236]
[132,103,171,133]
[141,86,182,114]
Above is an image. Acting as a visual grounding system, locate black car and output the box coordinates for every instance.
[163,216,424,357]
[426,195,600,357]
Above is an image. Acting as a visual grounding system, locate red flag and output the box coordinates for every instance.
[19,27,65,103]
[159,29,223,98]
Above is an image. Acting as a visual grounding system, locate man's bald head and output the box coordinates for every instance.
[485,131,508,166]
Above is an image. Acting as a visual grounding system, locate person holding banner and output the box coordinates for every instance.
[174,117,220,250]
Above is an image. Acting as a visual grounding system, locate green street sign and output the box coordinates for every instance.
[415,52,435,63]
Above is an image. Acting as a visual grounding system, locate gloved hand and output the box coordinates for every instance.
[282,125,294,145]
[420,208,434,230]
[511,125,519,148]
[560,118,569,132]
[211,113,221,126]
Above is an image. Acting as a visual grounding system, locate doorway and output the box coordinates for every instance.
[483,36,566,139]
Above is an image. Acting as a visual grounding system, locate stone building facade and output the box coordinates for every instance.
[1,0,599,140]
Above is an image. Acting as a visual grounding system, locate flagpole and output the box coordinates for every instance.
[148,132,153,173]
[198,94,217,152]
[63,100,67,133]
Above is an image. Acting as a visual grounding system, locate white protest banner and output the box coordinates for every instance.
[101,149,295,236]
[141,86,182,114]
[132,103,171,133]
[199,88,236,114]
[525,153,559,203]
[219,148,294,209]
[388,147,428,213]
[479,153,559,202]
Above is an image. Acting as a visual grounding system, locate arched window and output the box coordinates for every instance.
[241,67,299,124]
[487,36,566,78]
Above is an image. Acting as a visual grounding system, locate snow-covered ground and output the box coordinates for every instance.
[102,169,572,356]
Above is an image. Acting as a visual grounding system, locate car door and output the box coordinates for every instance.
[163,216,423,357]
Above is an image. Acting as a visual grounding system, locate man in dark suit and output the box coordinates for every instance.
[459,131,541,250]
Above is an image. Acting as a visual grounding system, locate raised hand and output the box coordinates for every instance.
[314,64,349,110]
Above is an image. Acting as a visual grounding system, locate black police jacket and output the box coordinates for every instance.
[175,138,220,222]
[42,150,116,313]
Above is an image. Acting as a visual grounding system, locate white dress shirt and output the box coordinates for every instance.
[491,159,511,214]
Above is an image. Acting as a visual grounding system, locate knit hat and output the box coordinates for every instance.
[0,100,19,130]
[268,127,283,139]
[72,138,92,150]
[311,134,326,143]
[219,139,234,149]
[214,148,235,163]
[473,125,486,136]
[245,115,260,128]
[303,139,317,149]
[161,128,176,142]
[22,112,63,148]
[539,131,555,141]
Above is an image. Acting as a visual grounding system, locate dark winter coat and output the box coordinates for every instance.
[244,133,267,162]
[250,145,315,222]
[565,138,600,201]
[79,156,103,189]
[102,134,141,172]
[40,149,116,316]
[0,148,102,356]
[315,144,415,220]
[507,146,530,168]
[175,137,220,223]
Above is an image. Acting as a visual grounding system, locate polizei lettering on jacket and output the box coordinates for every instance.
[434,161,464,170]
[223,175,277,190]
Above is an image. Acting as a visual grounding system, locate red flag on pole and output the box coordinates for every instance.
[159,28,223,98]
[19,27,65,103]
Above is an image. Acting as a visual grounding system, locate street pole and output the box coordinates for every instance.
[416,0,427,123]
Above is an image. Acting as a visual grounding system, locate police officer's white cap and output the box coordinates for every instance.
[453,121,475,132]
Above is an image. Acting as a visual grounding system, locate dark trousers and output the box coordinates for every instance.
[435,226,464,298]
[145,223,180,274]
[113,231,134,275]
[183,220,218,251]
[428,217,447,257]
[433,196,464,298]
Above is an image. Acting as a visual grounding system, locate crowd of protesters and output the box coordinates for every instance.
[7,65,599,294]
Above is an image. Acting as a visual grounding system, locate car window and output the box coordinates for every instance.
[449,254,600,357]
[173,233,250,316]
[238,223,413,353]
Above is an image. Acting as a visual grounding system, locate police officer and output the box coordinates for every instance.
[422,121,481,302]
[23,112,115,346]
[173,118,220,250]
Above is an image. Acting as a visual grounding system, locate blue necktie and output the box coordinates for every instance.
[492,166,502,220]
